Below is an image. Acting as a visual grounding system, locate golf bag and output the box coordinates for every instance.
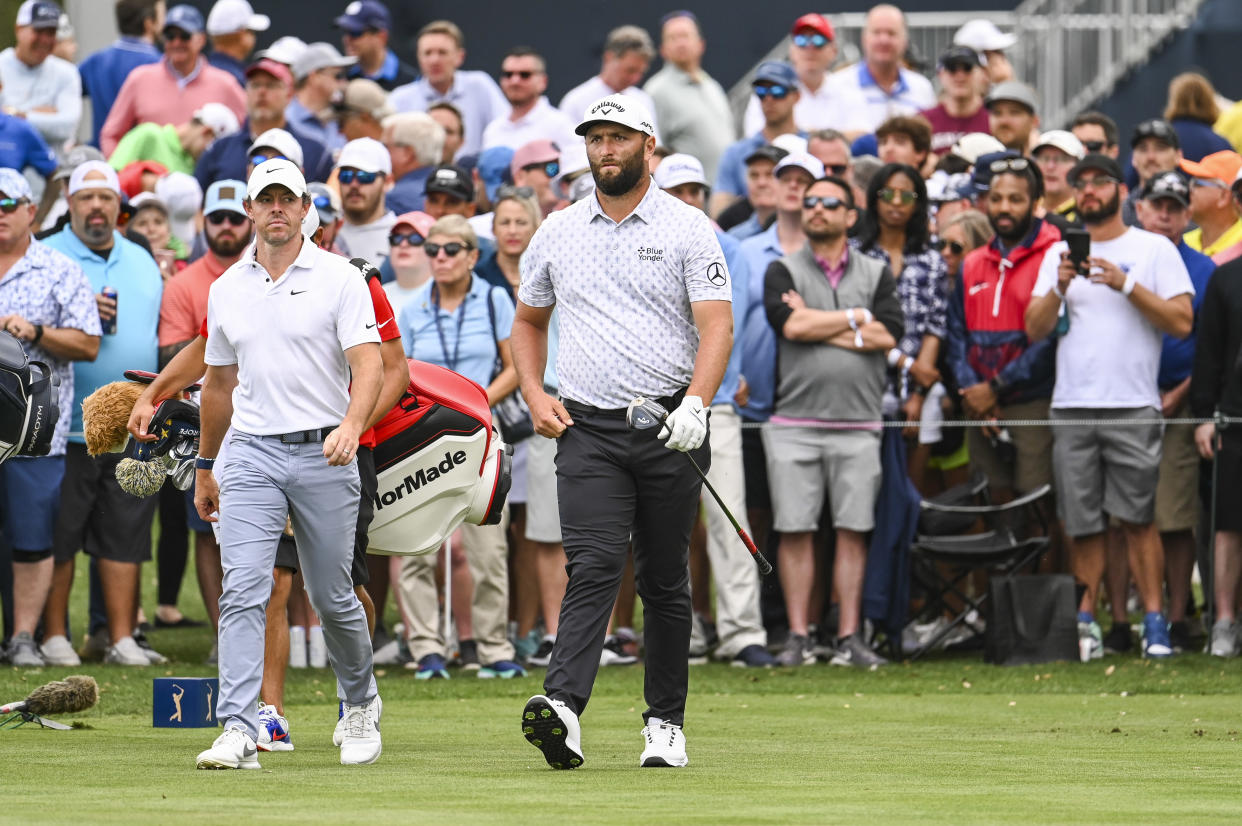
[367,358,511,556]
[0,330,59,465]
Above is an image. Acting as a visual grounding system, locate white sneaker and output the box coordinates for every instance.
[371,638,401,665]
[1210,619,1239,657]
[338,695,382,765]
[104,635,151,666]
[308,628,328,668]
[196,726,261,770]
[334,694,382,746]
[639,717,689,767]
[40,635,81,666]
[289,626,308,668]
[256,703,294,752]
[521,694,584,769]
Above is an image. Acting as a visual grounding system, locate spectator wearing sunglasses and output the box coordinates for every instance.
[100,5,246,157]
[335,136,396,268]
[193,58,334,193]
[713,61,804,218]
[381,111,445,215]
[558,25,660,143]
[1180,151,1242,263]
[510,139,564,217]
[743,14,842,138]
[308,181,345,253]
[1070,111,1120,161]
[920,46,990,157]
[334,0,415,92]
[108,103,240,178]
[482,47,576,155]
[382,210,434,310]
[643,12,734,183]
[388,21,506,161]
[824,5,936,136]
[287,42,357,152]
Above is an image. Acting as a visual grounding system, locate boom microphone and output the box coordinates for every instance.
[0,675,99,716]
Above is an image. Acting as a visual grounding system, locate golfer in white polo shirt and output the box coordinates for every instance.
[193,158,384,770]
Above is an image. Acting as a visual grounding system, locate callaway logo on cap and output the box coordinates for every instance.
[575,93,656,138]
[592,100,625,115]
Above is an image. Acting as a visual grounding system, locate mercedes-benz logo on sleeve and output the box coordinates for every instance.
[706,262,726,286]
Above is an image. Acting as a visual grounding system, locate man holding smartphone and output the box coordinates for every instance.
[1025,153,1195,660]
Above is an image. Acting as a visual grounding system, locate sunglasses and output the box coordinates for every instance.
[754,84,791,100]
[389,231,424,247]
[0,197,29,214]
[501,70,535,80]
[941,62,975,74]
[251,154,288,167]
[1191,177,1228,190]
[792,33,829,48]
[312,195,334,211]
[1072,175,1120,190]
[496,185,536,200]
[989,157,1031,174]
[338,169,380,185]
[878,187,918,205]
[524,161,559,178]
[826,164,849,176]
[206,211,248,226]
[424,241,472,258]
[936,239,965,255]
[1082,140,1107,153]
[803,195,848,211]
[163,28,192,42]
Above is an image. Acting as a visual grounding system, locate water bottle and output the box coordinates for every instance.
[100,286,117,335]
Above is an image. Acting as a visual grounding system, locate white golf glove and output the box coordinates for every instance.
[658,395,707,452]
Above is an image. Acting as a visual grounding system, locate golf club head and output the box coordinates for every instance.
[625,397,669,431]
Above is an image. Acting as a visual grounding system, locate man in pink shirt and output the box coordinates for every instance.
[100,5,245,155]
[920,46,991,157]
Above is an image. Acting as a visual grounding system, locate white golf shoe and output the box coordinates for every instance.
[338,695,382,765]
[196,726,261,770]
[639,717,688,768]
[334,694,382,746]
[521,694,584,769]
[39,635,81,666]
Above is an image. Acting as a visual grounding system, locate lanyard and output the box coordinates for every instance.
[431,282,466,371]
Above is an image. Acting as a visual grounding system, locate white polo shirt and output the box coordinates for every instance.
[822,62,937,133]
[481,96,578,152]
[519,179,730,409]
[204,237,380,435]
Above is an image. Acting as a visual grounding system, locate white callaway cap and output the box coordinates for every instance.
[575,93,655,137]
[247,158,307,200]
[68,161,120,196]
[654,153,708,190]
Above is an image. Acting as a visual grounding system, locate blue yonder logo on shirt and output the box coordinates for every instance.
[637,245,664,263]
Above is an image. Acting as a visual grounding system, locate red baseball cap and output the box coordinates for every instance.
[791,13,834,41]
[245,58,293,88]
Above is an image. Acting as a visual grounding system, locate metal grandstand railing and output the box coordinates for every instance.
[729,1,1206,131]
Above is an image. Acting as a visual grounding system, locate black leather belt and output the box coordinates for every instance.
[562,389,687,419]
[279,427,337,443]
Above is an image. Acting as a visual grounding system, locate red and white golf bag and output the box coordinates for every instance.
[367,359,511,556]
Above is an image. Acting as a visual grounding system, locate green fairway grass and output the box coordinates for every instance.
[3,564,1241,823]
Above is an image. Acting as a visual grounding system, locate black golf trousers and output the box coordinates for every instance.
[543,400,708,727]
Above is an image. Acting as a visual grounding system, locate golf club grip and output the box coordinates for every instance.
[735,527,773,576]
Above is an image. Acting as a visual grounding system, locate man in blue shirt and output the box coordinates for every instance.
[78,0,163,148]
[205,0,269,86]
[1132,171,1216,652]
[381,112,444,215]
[335,0,415,92]
[0,108,56,180]
[43,161,164,667]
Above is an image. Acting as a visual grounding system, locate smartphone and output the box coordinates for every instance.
[1064,228,1090,275]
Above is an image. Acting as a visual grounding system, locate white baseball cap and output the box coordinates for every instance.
[206,0,270,36]
[951,132,1006,164]
[256,36,307,66]
[248,128,305,169]
[953,19,1017,53]
[193,102,240,140]
[336,137,391,175]
[574,93,656,137]
[247,158,308,200]
[292,42,357,81]
[155,172,203,246]
[67,161,120,196]
[1032,130,1086,161]
[774,151,825,181]
[771,133,809,156]
[654,153,708,190]
[302,204,320,239]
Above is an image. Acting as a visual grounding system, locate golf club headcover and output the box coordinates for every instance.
[116,454,172,498]
[659,395,707,452]
[132,398,200,461]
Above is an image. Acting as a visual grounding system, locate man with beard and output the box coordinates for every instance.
[946,157,1059,501]
[1026,153,1195,660]
[763,175,903,669]
[43,161,164,666]
[512,93,732,769]
[335,137,395,267]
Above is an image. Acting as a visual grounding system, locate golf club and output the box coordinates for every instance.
[626,397,773,576]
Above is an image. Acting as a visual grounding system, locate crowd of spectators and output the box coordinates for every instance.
[4,0,1242,673]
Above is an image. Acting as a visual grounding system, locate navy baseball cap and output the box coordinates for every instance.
[164,4,204,35]
[970,149,1021,196]
[753,61,797,88]
[425,164,474,202]
[334,0,391,35]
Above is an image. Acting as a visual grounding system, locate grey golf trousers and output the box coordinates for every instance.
[215,432,377,739]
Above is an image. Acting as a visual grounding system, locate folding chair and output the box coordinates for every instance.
[904,480,1053,660]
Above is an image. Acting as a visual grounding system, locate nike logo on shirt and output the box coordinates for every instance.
[366,323,376,329]
[291,290,308,295]
[377,319,392,328]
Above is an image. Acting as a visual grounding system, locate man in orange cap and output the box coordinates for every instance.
[1180,150,1242,262]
